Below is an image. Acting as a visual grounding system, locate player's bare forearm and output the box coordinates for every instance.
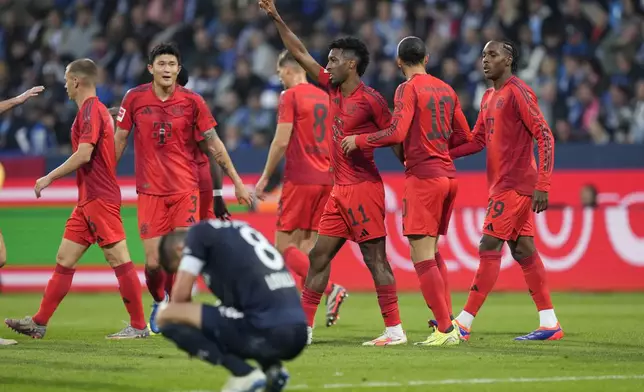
[47,145,94,181]
[0,97,20,114]
[262,124,291,178]
[170,271,196,303]
[198,140,223,189]
[202,129,244,187]
[267,9,321,81]
[114,128,129,163]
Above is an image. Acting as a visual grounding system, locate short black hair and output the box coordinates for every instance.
[397,36,426,66]
[277,50,299,68]
[149,42,181,65]
[500,40,519,74]
[177,66,189,86]
[158,230,188,272]
[329,36,370,76]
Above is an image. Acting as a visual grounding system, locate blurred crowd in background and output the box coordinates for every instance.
[0,0,643,156]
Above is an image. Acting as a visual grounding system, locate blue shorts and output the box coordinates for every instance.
[201,304,307,363]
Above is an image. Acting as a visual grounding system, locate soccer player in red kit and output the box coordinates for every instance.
[5,59,148,339]
[261,0,405,346]
[0,85,44,345]
[109,67,229,222]
[343,37,472,346]
[114,43,250,334]
[255,51,348,327]
[449,41,563,341]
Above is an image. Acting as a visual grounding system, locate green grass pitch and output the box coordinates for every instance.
[1,292,643,392]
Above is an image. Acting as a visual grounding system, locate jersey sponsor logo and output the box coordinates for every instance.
[117,107,126,122]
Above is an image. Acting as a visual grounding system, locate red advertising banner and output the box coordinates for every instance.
[1,170,643,292]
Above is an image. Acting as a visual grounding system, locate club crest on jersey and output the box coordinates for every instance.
[170,105,184,116]
[496,98,505,109]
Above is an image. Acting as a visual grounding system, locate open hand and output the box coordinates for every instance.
[34,175,52,198]
[214,196,231,221]
[258,0,279,19]
[17,86,45,104]
[532,190,549,213]
[254,176,269,201]
[341,135,358,156]
[235,184,253,208]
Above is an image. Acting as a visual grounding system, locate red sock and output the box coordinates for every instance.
[33,264,75,326]
[301,287,322,327]
[145,267,167,302]
[114,262,147,330]
[165,272,176,299]
[283,246,334,295]
[414,259,451,332]
[376,284,401,327]
[463,250,502,316]
[517,252,553,311]
[435,252,452,316]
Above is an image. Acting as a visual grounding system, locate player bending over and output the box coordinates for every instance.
[255,50,348,327]
[0,85,45,346]
[260,0,405,346]
[449,40,562,341]
[156,220,307,392]
[113,43,250,334]
[342,36,473,346]
[109,67,230,222]
[5,59,148,339]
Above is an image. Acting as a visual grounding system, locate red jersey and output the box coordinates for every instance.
[71,97,121,206]
[317,67,392,185]
[450,76,554,196]
[278,83,332,185]
[355,74,472,178]
[116,83,216,196]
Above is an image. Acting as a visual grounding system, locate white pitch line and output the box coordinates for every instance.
[172,374,644,391]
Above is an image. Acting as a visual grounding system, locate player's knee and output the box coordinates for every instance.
[479,235,503,252]
[510,240,536,261]
[102,241,129,268]
[55,251,77,268]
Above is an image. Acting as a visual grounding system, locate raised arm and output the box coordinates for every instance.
[259,0,322,82]
[0,86,45,114]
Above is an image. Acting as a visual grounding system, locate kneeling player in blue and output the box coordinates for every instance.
[155,220,308,392]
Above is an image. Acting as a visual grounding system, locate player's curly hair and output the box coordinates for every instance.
[501,40,519,74]
[149,42,182,65]
[329,37,370,76]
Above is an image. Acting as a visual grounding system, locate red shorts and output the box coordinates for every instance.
[318,182,386,243]
[199,190,215,220]
[277,182,332,232]
[403,176,458,237]
[482,190,534,241]
[64,200,125,247]
[137,189,199,239]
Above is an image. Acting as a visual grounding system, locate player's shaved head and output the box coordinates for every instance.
[158,229,188,273]
[397,36,426,66]
[66,58,98,85]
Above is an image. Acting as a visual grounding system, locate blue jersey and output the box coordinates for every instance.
[179,220,306,329]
